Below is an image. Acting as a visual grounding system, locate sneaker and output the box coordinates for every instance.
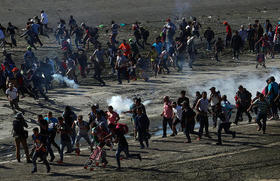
[184,140,191,143]
[170,133,176,137]
[49,156,55,162]
[115,167,121,171]
[216,142,222,145]
[257,126,262,131]
[232,57,235,60]
[162,135,167,138]
[17,159,21,163]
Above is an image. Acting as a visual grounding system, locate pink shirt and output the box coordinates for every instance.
[163,102,173,119]
[107,111,119,124]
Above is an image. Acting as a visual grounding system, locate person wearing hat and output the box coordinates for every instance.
[12,113,32,163]
[6,83,20,111]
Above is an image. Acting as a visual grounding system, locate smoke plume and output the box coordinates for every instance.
[52,74,79,89]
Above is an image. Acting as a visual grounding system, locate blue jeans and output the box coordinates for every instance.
[177,54,184,71]
[206,40,211,50]
[60,139,72,161]
[32,151,50,170]
[256,113,267,133]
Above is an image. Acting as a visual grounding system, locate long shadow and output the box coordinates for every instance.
[0,165,12,169]
[125,166,179,174]
[50,172,91,179]
[148,147,190,154]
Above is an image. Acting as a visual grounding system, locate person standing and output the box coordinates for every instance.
[12,113,31,163]
[6,22,18,47]
[214,37,224,62]
[171,101,183,135]
[187,36,196,69]
[72,115,92,155]
[266,76,279,120]
[195,91,211,140]
[38,115,55,162]
[223,21,232,48]
[6,83,20,112]
[231,31,242,60]
[63,106,77,148]
[41,10,51,32]
[57,117,72,164]
[204,27,215,51]
[115,51,129,84]
[182,101,198,143]
[247,24,256,53]
[31,127,50,173]
[135,108,150,149]
[209,87,221,128]
[161,96,174,138]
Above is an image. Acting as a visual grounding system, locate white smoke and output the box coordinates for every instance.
[174,0,190,19]
[107,96,152,114]
[52,74,79,89]
[190,69,280,104]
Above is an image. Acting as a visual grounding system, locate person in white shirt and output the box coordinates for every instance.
[6,83,19,110]
[171,101,183,136]
[209,87,221,128]
[40,10,51,31]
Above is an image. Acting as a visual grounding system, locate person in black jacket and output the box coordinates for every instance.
[247,24,256,53]
[204,27,215,51]
[13,113,32,163]
[181,101,199,143]
[231,31,242,60]
[140,27,150,46]
[135,108,150,149]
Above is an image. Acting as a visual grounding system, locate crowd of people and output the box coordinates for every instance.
[2,11,280,102]
[1,10,280,174]
[11,74,279,173]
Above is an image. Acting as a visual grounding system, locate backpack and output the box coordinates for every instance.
[116,123,129,134]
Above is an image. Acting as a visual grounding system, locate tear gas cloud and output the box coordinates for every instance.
[52,74,79,89]
[190,69,280,104]
[107,96,152,114]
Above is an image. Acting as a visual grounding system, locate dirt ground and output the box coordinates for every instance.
[1,0,280,180]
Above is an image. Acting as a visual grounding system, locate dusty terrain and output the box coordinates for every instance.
[1,0,280,180]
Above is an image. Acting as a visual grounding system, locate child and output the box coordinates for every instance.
[31,127,50,173]
[256,53,266,69]
[247,94,270,134]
